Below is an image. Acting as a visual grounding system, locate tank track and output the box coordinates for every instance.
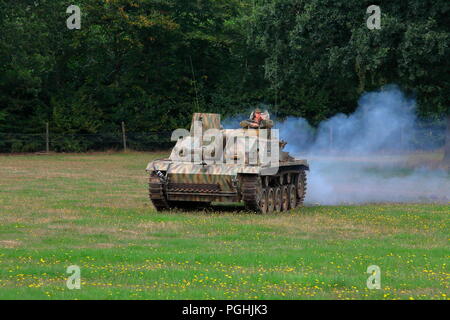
[296,169,307,206]
[148,175,169,211]
[241,169,308,213]
[148,169,307,213]
[149,176,211,211]
[241,175,263,212]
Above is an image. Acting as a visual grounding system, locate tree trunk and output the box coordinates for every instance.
[444,114,450,163]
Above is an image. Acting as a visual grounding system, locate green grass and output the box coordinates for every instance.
[0,152,448,300]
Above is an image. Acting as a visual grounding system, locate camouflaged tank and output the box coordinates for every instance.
[146,113,309,213]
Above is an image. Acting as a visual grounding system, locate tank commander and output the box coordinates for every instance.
[240,108,274,129]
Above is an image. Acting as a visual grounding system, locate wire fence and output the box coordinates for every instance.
[0,131,174,153]
[0,122,446,154]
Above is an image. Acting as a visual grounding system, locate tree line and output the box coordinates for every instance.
[0,0,448,158]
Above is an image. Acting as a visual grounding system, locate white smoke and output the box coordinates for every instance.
[276,85,450,204]
[278,85,417,155]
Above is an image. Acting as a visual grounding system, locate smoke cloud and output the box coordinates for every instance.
[276,85,450,204]
[224,85,449,205]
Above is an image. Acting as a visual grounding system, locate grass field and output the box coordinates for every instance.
[0,152,448,300]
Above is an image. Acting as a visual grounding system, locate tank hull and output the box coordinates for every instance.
[146,159,308,208]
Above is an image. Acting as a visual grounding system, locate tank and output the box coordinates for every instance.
[146,113,309,213]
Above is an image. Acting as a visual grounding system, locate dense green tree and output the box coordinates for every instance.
[246,0,449,159]
[0,0,255,151]
[0,0,448,156]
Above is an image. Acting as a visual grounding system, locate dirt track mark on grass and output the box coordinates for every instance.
[0,240,22,248]
[242,215,404,239]
[44,220,183,239]
[136,221,182,231]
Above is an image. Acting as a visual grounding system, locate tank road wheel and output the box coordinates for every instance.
[267,188,275,213]
[148,176,169,211]
[288,184,297,210]
[295,170,307,206]
[242,175,266,214]
[281,186,289,212]
[274,187,282,212]
[259,189,268,214]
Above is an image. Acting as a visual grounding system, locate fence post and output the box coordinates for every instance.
[46,122,49,153]
[122,121,127,152]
